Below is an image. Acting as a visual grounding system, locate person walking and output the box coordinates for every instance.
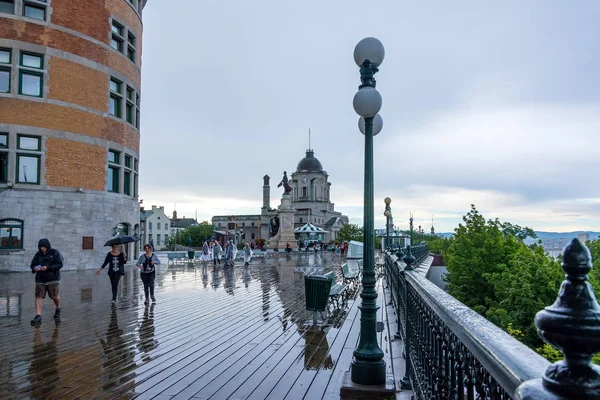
[213,240,222,266]
[96,244,126,305]
[224,240,234,267]
[201,242,211,263]
[30,238,63,326]
[243,243,253,266]
[136,244,160,305]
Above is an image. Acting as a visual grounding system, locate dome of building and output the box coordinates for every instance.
[296,150,323,172]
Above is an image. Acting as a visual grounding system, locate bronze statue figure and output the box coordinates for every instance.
[277,171,293,195]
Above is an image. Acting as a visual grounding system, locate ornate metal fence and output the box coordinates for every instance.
[383,239,600,399]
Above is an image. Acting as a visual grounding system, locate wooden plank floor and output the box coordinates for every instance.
[0,252,392,400]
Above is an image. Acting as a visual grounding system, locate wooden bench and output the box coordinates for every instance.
[341,262,360,288]
[325,272,348,310]
[167,252,187,264]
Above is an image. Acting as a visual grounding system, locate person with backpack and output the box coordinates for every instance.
[30,238,64,326]
[136,244,160,305]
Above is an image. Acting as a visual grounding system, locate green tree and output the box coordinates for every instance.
[585,238,600,297]
[337,223,364,243]
[444,205,562,347]
[167,222,214,247]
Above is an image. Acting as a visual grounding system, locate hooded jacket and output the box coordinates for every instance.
[30,239,63,283]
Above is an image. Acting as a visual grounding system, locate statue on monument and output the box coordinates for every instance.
[277,171,293,195]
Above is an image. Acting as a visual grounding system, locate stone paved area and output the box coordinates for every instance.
[0,252,394,400]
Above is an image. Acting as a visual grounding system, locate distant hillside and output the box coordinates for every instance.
[436,231,600,245]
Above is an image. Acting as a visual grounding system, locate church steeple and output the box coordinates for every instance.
[431,215,435,236]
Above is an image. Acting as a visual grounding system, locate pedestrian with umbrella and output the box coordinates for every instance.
[96,243,127,305]
[136,244,160,305]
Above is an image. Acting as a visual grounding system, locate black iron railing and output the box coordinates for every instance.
[384,239,600,399]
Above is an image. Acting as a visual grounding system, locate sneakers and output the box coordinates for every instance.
[53,308,61,322]
[31,314,42,326]
[111,299,117,306]
[151,295,156,303]
[144,298,149,306]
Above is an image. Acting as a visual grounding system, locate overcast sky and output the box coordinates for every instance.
[138,1,600,233]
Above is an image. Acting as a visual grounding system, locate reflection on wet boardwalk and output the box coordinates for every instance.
[0,252,392,399]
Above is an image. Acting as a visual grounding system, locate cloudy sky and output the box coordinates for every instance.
[138,1,600,233]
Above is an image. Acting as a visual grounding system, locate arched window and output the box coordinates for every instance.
[0,219,23,249]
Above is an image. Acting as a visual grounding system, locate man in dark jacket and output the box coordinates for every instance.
[30,238,63,325]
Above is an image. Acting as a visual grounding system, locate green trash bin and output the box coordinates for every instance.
[305,275,332,324]
[188,250,195,260]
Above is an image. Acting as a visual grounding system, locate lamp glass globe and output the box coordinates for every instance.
[358,114,383,136]
[384,197,391,205]
[353,87,382,118]
[354,37,385,67]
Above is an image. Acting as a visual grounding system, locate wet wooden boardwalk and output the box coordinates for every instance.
[0,252,394,400]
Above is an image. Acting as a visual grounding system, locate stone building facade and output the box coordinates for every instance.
[212,149,349,246]
[0,0,148,271]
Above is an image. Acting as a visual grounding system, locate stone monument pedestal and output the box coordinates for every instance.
[268,194,298,250]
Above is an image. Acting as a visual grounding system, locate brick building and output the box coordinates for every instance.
[0,0,148,270]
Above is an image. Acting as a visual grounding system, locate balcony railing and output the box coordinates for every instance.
[383,239,600,399]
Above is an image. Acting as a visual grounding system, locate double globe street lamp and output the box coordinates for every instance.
[351,37,386,385]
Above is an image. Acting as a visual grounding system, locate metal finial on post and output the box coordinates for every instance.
[515,238,600,399]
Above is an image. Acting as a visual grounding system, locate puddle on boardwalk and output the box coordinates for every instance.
[0,251,355,399]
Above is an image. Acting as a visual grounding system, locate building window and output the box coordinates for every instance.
[17,134,41,151]
[109,78,122,117]
[134,158,138,171]
[0,152,7,183]
[157,234,161,246]
[0,219,23,249]
[148,222,152,232]
[157,222,161,230]
[108,149,120,164]
[0,133,6,148]
[111,21,124,53]
[126,86,134,124]
[0,1,15,14]
[107,166,119,192]
[251,222,255,227]
[300,218,303,223]
[16,154,39,184]
[123,170,131,195]
[164,234,168,243]
[127,31,136,63]
[251,233,255,240]
[23,1,46,21]
[133,174,138,197]
[0,48,11,93]
[19,52,43,97]
[124,154,132,168]
[135,93,140,128]
[302,187,307,197]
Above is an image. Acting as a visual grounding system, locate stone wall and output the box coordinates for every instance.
[0,188,139,271]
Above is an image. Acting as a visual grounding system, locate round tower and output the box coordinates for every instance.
[0,0,148,270]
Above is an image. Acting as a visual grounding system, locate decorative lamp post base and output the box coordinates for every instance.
[340,371,395,400]
[350,358,386,385]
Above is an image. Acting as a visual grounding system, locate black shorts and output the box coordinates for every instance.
[35,283,59,299]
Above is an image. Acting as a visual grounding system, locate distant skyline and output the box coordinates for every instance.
[138,1,600,233]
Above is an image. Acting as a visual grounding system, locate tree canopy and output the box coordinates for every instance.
[166,222,214,247]
[337,223,363,243]
[443,205,586,350]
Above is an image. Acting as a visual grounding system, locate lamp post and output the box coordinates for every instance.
[384,197,391,251]
[351,37,386,385]
[418,225,421,243]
